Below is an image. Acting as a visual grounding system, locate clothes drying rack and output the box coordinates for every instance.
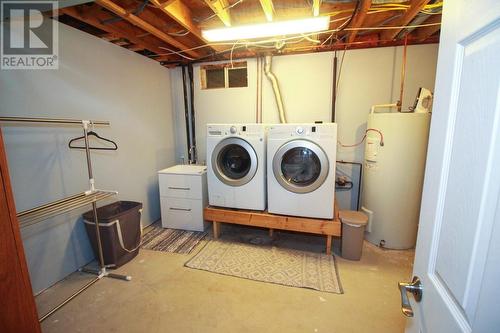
[0,116,131,322]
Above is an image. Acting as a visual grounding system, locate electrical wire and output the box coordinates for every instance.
[338,0,360,33]
[158,46,196,60]
[229,41,238,68]
[301,34,321,44]
[343,22,440,31]
[336,45,347,93]
[338,128,384,148]
[321,16,352,47]
[195,0,245,24]
[152,22,441,60]
[168,30,190,37]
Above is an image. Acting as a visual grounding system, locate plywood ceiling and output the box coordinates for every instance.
[56,0,442,66]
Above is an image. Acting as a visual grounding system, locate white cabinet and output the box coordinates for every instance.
[158,165,208,232]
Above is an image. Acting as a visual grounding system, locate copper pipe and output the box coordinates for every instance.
[398,35,408,112]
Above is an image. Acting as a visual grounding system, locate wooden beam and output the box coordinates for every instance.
[204,207,341,237]
[151,0,202,38]
[113,39,130,46]
[412,14,441,41]
[312,0,321,17]
[94,0,202,58]
[259,0,275,22]
[347,0,371,43]
[60,6,175,61]
[101,33,120,41]
[204,0,231,27]
[150,0,224,53]
[381,0,431,41]
[127,44,145,51]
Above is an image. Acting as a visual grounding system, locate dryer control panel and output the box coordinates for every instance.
[268,124,336,139]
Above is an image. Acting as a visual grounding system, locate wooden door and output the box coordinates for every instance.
[0,128,41,333]
[404,0,500,332]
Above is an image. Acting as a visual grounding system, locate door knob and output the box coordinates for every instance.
[398,276,423,317]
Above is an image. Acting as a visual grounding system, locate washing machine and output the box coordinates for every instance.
[207,124,267,210]
[267,123,337,219]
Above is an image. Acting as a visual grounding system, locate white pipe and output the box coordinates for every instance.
[264,55,287,123]
[256,57,263,123]
[370,103,399,114]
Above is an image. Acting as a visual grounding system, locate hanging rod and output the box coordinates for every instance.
[0,116,110,125]
[18,190,117,229]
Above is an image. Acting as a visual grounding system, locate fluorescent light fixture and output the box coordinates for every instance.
[202,16,330,42]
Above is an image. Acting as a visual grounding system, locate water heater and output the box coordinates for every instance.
[361,112,431,249]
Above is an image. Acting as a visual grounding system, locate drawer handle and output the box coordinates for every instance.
[168,187,190,190]
[169,207,192,212]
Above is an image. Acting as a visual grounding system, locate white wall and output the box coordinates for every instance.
[173,44,439,165]
[336,44,439,162]
[0,22,176,293]
[171,44,438,210]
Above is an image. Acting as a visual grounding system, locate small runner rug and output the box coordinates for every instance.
[141,226,207,254]
[185,240,343,294]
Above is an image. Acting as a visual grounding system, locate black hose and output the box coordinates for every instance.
[187,63,197,163]
[332,50,337,122]
[338,0,361,34]
[181,66,193,163]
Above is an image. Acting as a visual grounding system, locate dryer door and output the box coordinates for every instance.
[273,140,329,194]
[212,137,258,187]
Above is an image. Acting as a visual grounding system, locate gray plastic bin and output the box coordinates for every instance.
[340,210,368,261]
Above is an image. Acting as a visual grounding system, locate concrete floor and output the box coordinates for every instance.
[37,225,414,333]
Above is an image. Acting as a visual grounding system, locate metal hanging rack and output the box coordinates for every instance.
[0,116,131,322]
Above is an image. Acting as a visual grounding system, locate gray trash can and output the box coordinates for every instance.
[340,210,368,260]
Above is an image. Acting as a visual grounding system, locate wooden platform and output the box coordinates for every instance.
[204,201,341,255]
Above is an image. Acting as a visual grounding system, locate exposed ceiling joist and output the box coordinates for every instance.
[151,0,203,38]
[347,0,371,43]
[60,6,174,61]
[412,14,441,41]
[94,0,202,58]
[150,0,225,53]
[57,0,441,66]
[312,0,321,17]
[259,0,275,22]
[381,0,431,41]
[127,44,145,51]
[204,0,232,27]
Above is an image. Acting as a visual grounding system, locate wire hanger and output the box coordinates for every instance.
[68,122,118,151]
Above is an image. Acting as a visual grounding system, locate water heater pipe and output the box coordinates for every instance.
[264,55,287,123]
[398,35,408,112]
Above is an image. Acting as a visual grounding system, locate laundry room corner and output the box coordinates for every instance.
[0,21,176,293]
[5,2,495,333]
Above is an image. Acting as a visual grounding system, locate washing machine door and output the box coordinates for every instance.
[212,137,258,187]
[273,139,329,194]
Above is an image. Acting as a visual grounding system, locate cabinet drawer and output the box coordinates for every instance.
[159,174,202,199]
[160,197,205,232]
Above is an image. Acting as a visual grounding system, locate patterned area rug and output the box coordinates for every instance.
[185,240,343,294]
[141,226,207,254]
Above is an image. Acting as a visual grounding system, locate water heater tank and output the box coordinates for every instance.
[362,112,431,249]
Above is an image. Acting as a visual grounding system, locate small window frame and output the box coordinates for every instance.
[200,61,248,90]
